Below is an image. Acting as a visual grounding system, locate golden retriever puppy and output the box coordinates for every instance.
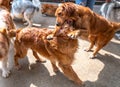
[0,29,10,78]
[13,27,82,85]
[41,3,58,16]
[0,0,13,11]
[54,2,120,58]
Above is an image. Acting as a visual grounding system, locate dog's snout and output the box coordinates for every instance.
[56,22,61,26]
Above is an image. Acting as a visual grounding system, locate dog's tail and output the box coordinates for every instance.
[8,29,22,37]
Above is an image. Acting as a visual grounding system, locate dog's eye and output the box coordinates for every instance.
[67,20,73,25]
[58,12,62,16]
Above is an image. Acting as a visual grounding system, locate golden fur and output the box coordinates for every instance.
[12,27,82,85]
[0,0,12,11]
[41,4,58,16]
[54,2,120,58]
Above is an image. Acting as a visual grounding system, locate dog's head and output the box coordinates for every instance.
[55,2,93,29]
[55,2,77,26]
[55,2,76,17]
[55,18,88,39]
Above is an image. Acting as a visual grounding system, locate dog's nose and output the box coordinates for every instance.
[56,22,61,26]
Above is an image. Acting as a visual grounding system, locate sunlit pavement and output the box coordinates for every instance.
[0,3,120,87]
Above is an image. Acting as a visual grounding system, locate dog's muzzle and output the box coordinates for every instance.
[55,22,61,26]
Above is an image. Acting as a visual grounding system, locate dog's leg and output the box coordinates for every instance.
[32,50,46,63]
[58,62,83,85]
[90,36,112,58]
[84,35,96,52]
[23,8,35,27]
[106,3,114,20]
[50,58,59,73]
[23,14,32,27]
[1,56,10,78]
[90,45,103,58]
[14,49,28,70]
[14,41,28,70]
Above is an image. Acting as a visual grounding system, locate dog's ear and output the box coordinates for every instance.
[55,2,76,17]
[0,28,6,34]
[55,5,65,17]
[8,28,22,37]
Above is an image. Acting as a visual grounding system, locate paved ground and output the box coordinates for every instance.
[0,2,120,87]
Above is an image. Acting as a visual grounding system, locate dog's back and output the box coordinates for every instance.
[41,4,58,16]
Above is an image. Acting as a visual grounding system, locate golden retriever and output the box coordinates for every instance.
[11,27,82,85]
[54,2,120,58]
[41,3,58,16]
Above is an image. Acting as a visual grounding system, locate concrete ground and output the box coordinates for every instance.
[0,2,120,87]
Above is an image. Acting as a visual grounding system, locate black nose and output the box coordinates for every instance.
[56,22,61,26]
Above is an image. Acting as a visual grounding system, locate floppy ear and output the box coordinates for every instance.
[8,28,22,37]
[55,5,65,16]
[0,28,6,34]
[56,3,76,17]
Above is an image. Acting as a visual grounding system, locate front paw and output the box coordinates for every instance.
[46,34,54,40]
[89,54,97,59]
[67,30,80,39]
[2,69,10,78]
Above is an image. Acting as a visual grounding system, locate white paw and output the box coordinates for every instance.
[46,34,54,40]
[2,69,10,78]
[24,22,28,26]
[89,54,97,59]
[83,47,89,52]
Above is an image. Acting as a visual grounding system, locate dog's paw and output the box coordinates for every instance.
[15,65,21,70]
[74,79,83,86]
[89,54,97,59]
[83,47,91,52]
[2,69,10,78]
[67,32,78,39]
[46,34,54,40]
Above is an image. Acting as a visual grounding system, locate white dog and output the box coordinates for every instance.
[11,0,41,27]
[100,0,120,39]
[100,0,120,21]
